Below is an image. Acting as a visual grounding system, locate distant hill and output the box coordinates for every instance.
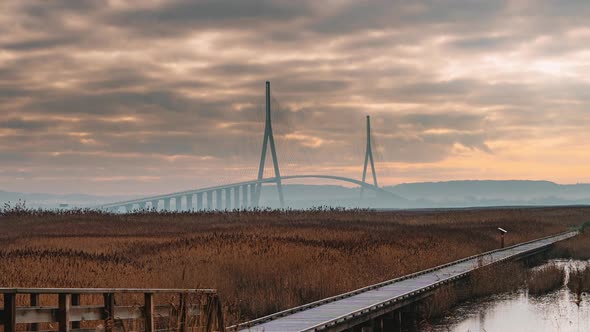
[384,180,590,207]
[0,190,136,209]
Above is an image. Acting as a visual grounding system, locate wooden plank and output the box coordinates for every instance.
[58,293,71,332]
[13,304,196,324]
[144,293,154,332]
[71,294,80,329]
[30,293,40,332]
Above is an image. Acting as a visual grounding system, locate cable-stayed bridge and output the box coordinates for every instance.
[99,82,393,212]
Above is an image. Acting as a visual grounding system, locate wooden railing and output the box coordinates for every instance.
[0,288,224,332]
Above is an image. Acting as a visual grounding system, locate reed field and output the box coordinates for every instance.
[527,263,566,295]
[0,206,588,325]
[551,223,590,260]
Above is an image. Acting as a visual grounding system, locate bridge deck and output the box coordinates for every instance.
[237,231,577,332]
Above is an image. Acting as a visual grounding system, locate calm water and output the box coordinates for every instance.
[424,260,590,332]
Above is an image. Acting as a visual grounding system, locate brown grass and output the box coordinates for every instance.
[551,226,590,260]
[0,206,587,325]
[527,264,565,295]
[568,266,590,304]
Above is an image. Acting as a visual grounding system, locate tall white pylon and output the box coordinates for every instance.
[255,81,285,207]
[361,115,378,198]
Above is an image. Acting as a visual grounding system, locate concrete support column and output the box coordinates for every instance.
[186,194,193,211]
[225,189,231,210]
[141,202,149,210]
[249,184,256,208]
[151,200,158,210]
[241,185,249,208]
[206,191,213,210]
[216,189,222,210]
[175,197,181,211]
[164,198,171,211]
[197,193,204,211]
[233,187,239,210]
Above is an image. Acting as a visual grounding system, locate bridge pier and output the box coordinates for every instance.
[175,197,181,212]
[164,198,171,211]
[186,194,193,211]
[206,191,213,210]
[216,190,222,210]
[249,184,256,208]
[241,185,249,208]
[151,200,158,210]
[225,189,231,210]
[141,202,149,210]
[125,204,133,213]
[233,187,239,210]
[197,193,203,211]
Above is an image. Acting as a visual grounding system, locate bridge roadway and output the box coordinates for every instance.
[98,175,394,212]
[234,231,578,332]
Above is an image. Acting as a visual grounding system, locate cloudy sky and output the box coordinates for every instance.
[1,0,589,195]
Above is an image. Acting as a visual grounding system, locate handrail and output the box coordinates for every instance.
[0,287,217,294]
[230,230,578,331]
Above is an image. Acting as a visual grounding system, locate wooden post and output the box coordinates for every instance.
[381,316,395,332]
[58,293,71,332]
[372,318,383,332]
[144,293,154,332]
[103,293,115,332]
[30,293,40,332]
[180,293,188,332]
[71,294,80,329]
[3,293,16,332]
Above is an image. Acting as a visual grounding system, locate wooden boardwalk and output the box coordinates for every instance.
[0,288,224,332]
[234,231,577,332]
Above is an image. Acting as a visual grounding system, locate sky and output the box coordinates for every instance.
[1,0,590,195]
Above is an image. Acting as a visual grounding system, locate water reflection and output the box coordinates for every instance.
[424,260,590,332]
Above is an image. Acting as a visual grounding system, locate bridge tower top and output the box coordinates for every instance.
[361,115,378,196]
[255,81,285,207]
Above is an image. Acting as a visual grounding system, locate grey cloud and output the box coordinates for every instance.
[447,35,520,51]
[1,0,589,194]
[1,118,54,131]
[106,0,312,37]
[0,35,81,51]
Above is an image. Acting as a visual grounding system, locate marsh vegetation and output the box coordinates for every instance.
[0,206,588,325]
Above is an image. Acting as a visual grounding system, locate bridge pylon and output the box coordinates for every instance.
[254,81,285,208]
[361,115,378,198]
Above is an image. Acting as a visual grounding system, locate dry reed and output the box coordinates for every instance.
[0,206,587,325]
[527,264,565,295]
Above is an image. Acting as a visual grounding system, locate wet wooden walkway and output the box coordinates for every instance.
[234,231,577,332]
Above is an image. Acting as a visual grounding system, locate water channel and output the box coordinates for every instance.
[422,260,589,332]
